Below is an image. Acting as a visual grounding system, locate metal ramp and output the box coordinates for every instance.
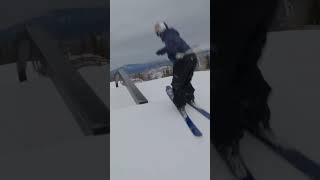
[17,24,109,135]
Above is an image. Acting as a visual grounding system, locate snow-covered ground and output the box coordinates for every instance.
[110,71,210,180]
[211,30,320,180]
[1,29,320,180]
[111,29,320,180]
[0,64,109,179]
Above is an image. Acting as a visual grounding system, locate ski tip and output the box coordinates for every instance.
[242,168,255,180]
[203,111,211,120]
[193,132,203,137]
[185,117,203,137]
[192,128,203,137]
[197,109,210,120]
[188,103,211,120]
[242,175,255,180]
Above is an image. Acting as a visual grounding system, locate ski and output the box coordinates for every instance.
[166,86,202,137]
[166,86,210,120]
[187,101,210,120]
[223,158,255,180]
[216,146,256,180]
[247,128,320,180]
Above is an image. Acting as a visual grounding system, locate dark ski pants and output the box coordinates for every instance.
[212,0,277,147]
[171,53,197,108]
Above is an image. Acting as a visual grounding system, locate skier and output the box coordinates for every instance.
[154,22,197,110]
[212,0,279,178]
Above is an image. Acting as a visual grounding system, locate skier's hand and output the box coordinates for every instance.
[176,53,184,60]
[156,49,166,56]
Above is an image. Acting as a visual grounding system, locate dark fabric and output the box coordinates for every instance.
[212,0,278,146]
[157,28,191,63]
[171,53,197,108]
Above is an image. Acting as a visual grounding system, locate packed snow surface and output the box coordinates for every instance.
[111,70,210,180]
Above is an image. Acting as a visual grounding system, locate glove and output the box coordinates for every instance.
[175,53,184,60]
[156,49,166,56]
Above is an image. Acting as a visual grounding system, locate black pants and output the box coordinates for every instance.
[171,53,197,108]
[212,0,278,146]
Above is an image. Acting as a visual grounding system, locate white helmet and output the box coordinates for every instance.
[155,22,168,36]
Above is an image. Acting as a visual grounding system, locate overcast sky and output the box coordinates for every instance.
[110,0,210,70]
[0,0,209,70]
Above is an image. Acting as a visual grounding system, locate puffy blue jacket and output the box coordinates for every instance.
[157,28,191,64]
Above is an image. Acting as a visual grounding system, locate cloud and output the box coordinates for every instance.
[110,0,210,68]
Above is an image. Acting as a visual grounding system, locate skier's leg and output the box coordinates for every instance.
[240,67,272,131]
[172,54,198,108]
[212,65,243,146]
[185,81,195,103]
[184,54,197,103]
[212,1,255,147]
[171,61,188,108]
[239,3,277,131]
[212,1,278,179]
[212,0,277,147]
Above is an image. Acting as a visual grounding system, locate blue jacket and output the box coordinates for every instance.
[157,28,191,63]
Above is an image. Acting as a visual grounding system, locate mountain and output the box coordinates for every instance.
[110,48,211,81]
[110,60,173,77]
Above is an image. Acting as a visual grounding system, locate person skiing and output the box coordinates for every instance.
[154,22,197,110]
[212,0,278,179]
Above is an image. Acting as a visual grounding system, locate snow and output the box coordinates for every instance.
[211,30,320,180]
[110,71,210,180]
[110,30,320,180]
[110,27,320,180]
[0,64,109,179]
[0,29,319,180]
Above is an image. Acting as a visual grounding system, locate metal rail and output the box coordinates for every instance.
[20,24,109,135]
[115,68,148,105]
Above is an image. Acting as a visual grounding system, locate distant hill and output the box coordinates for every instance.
[110,60,173,78]
[110,48,211,81]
